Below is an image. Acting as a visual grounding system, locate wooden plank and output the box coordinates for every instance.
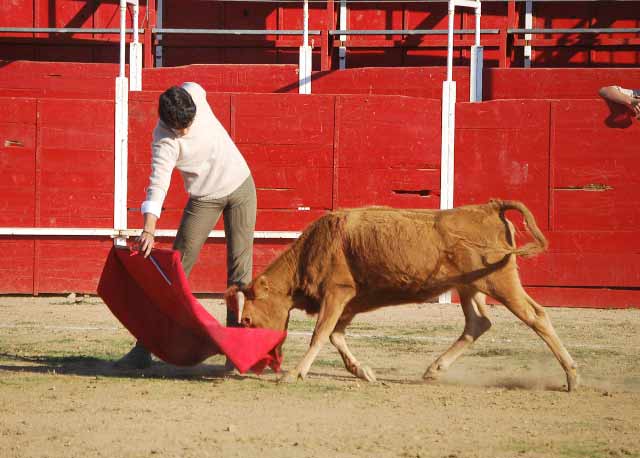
[485,68,640,100]
[455,100,551,230]
[520,252,640,288]
[142,65,299,94]
[36,239,112,293]
[0,97,37,124]
[38,99,115,228]
[551,100,640,231]
[312,67,470,100]
[233,93,335,146]
[335,168,440,209]
[252,164,333,210]
[0,122,36,226]
[335,95,441,168]
[0,62,117,97]
[524,287,640,309]
[517,230,640,288]
[38,146,114,227]
[38,98,114,151]
[0,240,34,294]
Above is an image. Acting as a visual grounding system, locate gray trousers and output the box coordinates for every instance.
[173,175,257,327]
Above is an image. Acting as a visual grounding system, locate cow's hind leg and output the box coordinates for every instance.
[423,289,491,381]
[330,312,377,382]
[483,270,579,392]
[279,286,356,383]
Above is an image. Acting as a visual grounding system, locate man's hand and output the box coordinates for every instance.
[137,230,155,258]
[630,98,640,119]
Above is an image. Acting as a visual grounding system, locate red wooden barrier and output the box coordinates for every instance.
[0,91,638,307]
[3,63,640,104]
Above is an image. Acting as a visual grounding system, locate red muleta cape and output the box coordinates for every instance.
[97,246,286,374]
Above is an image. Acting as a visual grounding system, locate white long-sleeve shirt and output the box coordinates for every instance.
[141,82,251,218]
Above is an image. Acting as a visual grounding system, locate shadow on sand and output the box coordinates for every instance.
[0,352,271,382]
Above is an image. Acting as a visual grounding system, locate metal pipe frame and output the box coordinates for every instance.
[152,28,321,35]
[329,28,498,36]
[0,27,144,33]
[509,27,640,34]
[0,228,301,240]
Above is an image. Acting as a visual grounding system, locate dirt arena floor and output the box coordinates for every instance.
[0,295,638,458]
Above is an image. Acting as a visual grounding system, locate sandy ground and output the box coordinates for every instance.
[0,295,639,458]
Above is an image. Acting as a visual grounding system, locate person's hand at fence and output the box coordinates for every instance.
[630,98,640,119]
[599,85,640,120]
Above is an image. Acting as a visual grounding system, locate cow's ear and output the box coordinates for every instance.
[255,275,270,296]
[224,285,240,313]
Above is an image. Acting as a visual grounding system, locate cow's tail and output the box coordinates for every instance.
[492,199,549,258]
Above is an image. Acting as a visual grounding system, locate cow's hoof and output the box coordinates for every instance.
[277,371,300,384]
[422,367,442,382]
[567,372,580,393]
[356,365,377,382]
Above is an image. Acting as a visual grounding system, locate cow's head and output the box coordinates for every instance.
[224,275,291,332]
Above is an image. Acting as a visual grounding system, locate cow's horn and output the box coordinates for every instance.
[236,291,245,324]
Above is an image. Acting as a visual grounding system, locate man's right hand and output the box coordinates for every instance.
[137,230,155,258]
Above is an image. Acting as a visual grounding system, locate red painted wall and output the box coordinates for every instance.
[0,64,639,308]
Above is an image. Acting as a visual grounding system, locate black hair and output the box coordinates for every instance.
[158,86,196,130]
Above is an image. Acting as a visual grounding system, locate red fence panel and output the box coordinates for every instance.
[550,99,640,231]
[455,99,551,230]
[0,240,34,293]
[334,95,441,209]
[233,93,335,220]
[37,98,114,228]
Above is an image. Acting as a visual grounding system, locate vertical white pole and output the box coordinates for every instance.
[129,0,142,91]
[439,0,457,304]
[446,1,454,83]
[339,0,347,70]
[155,0,164,67]
[524,0,532,68]
[299,0,312,94]
[470,3,483,102]
[114,0,129,247]
[119,0,126,80]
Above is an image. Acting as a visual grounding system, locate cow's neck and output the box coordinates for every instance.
[262,245,297,305]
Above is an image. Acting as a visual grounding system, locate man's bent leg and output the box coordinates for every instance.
[174,198,224,277]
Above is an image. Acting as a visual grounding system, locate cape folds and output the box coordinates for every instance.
[97,246,286,374]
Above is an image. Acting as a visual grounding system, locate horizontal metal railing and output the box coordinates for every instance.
[509,27,640,34]
[2,26,638,38]
[329,28,500,36]
[153,28,321,36]
[0,27,144,34]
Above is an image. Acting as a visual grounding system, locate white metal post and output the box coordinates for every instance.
[114,0,129,247]
[339,0,347,69]
[524,0,532,68]
[299,0,312,94]
[439,0,457,304]
[155,0,164,67]
[470,1,483,102]
[129,0,142,91]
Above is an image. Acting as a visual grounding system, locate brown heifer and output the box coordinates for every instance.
[226,200,579,391]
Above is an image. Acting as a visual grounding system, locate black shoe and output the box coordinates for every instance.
[114,343,152,369]
[224,358,237,373]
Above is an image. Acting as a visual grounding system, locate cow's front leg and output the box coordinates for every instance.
[330,313,377,382]
[279,286,356,383]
